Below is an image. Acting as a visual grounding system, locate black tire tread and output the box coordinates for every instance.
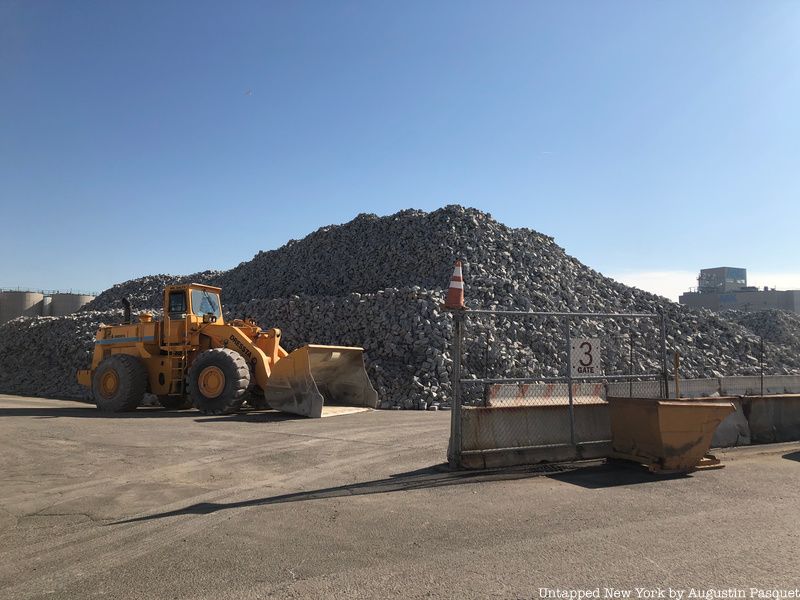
[92,354,147,412]
[187,348,250,415]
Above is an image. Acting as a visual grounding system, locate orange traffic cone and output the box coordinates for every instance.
[444,260,465,309]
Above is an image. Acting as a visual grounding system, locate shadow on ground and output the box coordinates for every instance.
[0,406,194,419]
[783,450,800,462]
[115,460,676,525]
[0,406,298,422]
[548,461,688,489]
[194,411,303,424]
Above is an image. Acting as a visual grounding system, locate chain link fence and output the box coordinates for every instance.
[448,309,667,468]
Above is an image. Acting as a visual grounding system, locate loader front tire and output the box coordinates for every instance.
[92,354,147,412]
[188,349,250,415]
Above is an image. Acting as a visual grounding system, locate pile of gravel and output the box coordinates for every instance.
[83,271,221,312]
[226,289,451,408]
[0,310,121,399]
[218,206,665,312]
[3,205,800,404]
[721,309,800,354]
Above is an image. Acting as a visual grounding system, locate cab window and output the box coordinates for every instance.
[168,291,187,317]
[191,289,221,318]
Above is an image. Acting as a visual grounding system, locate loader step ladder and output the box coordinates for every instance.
[167,349,187,395]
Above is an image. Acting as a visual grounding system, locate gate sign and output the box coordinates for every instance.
[571,338,602,376]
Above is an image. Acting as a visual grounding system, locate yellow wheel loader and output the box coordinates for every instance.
[77,284,378,417]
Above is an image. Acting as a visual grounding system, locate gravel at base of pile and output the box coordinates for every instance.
[5,289,798,407]
[229,290,800,407]
[0,310,122,399]
[226,289,450,408]
[3,205,800,405]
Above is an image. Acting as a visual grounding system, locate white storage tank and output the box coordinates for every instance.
[0,291,45,324]
[49,293,95,317]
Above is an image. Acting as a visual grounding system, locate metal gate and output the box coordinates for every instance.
[447,309,668,468]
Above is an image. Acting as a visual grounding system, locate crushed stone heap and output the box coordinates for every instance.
[84,271,220,312]
[2,206,800,404]
[0,310,122,399]
[721,309,800,350]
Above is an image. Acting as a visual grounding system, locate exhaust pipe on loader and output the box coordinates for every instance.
[263,345,379,418]
[121,297,132,325]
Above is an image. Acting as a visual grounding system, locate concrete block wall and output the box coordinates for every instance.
[459,403,611,468]
[605,376,800,399]
[486,382,606,407]
[711,400,751,447]
[673,378,721,398]
[460,378,800,466]
[605,381,661,398]
[757,375,800,394]
[745,395,800,443]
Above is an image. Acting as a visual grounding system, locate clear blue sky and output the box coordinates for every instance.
[2,1,798,299]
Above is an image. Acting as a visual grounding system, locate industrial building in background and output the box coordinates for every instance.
[679,267,800,313]
[0,289,95,324]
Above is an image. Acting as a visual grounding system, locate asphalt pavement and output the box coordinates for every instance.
[1,395,798,599]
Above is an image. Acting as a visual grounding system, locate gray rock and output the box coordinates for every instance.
[2,205,799,406]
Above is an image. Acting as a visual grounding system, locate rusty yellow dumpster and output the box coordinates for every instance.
[607,396,736,473]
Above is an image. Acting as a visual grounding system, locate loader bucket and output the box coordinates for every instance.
[607,396,736,473]
[263,345,379,418]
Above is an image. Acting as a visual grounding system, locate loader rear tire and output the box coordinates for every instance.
[188,349,250,415]
[92,354,147,412]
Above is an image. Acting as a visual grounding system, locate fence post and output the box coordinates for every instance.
[448,311,465,468]
[660,313,669,399]
[563,317,576,447]
[760,336,765,397]
[628,329,634,398]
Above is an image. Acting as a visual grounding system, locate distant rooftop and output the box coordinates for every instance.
[697,267,748,294]
[0,287,99,296]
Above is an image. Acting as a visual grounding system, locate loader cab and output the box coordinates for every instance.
[162,284,223,344]
[189,287,222,323]
[167,289,188,319]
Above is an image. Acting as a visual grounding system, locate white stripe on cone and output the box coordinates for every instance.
[444,260,465,308]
